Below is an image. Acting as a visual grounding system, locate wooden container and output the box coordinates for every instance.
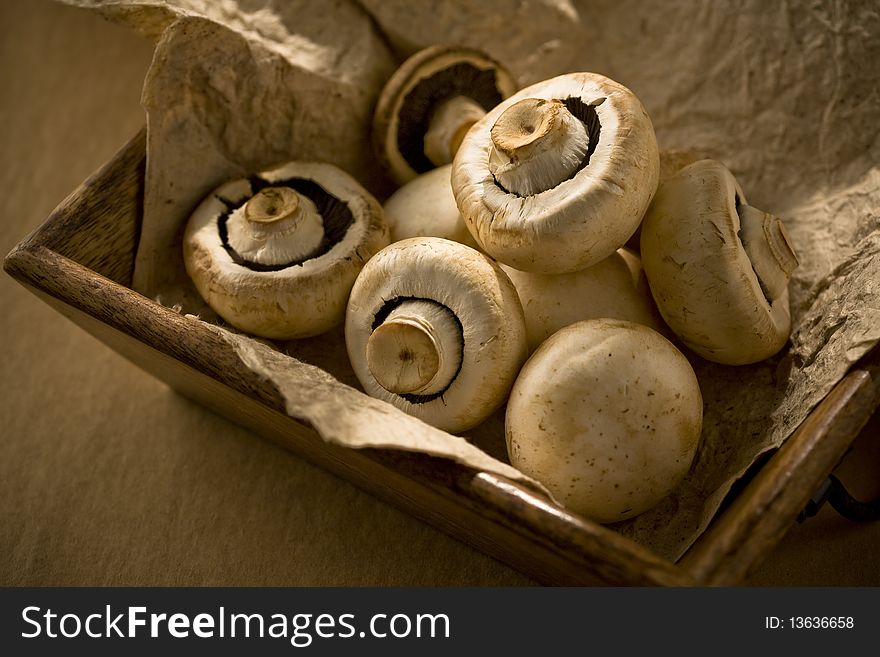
[5,129,879,586]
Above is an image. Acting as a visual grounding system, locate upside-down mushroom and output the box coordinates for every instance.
[452,72,659,274]
[183,161,390,339]
[373,45,517,185]
[345,237,527,433]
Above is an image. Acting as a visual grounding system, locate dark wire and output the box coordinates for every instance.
[827,475,880,522]
[797,475,880,523]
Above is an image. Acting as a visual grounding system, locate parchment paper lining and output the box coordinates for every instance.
[193,319,549,494]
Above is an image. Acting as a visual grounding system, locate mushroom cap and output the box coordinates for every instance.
[506,319,703,524]
[183,161,390,340]
[625,149,706,253]
[639,159,792,365]
[452,72,660,274]
[382,164,480,249]
[373,45,517,185]
[501,247,667,352]
[345,237,528,433]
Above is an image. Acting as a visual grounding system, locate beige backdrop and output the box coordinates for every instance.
[1,0,878,586]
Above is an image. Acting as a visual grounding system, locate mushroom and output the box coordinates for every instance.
[373,45,517,185]
[501,247,668,353]
[639,159,799,365]
[452,72,660,274]
[345,237,527,433]
[625,149,705,253]
[381,164,480,249]
[452,73,659,274]
[183,161,390,340]
[505,319,703,524]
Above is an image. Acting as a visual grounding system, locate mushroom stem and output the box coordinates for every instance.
[244,186,301,224]
[366,300,463,396]
[423,95,486,167]
[488,98,589,196]
[227,186,325,266]
[738,204,799,302]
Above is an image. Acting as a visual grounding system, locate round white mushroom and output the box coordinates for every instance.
[501,248,668,353]
[382,164,479,249]
[452,72,660,274]
[639,159,799,365]
[345,237,528,433]
[373,45,517,185]
[506,319,703,524]
[183,161,390,339]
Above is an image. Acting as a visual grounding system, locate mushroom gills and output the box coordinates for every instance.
[218,177,356,272]
[367,299,463,398]
[738,204,800,303]
[397,61,506,176]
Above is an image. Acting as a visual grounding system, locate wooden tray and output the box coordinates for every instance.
[5,129,879,586]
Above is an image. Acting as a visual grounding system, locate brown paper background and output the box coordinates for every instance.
[1,0,879,585]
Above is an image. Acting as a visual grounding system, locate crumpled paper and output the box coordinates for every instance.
[356,0,585,86]
[195,320,544,490]
[63,0,396,313]
[63,0,880,561]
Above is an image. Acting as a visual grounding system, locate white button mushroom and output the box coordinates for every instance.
[488,97,590,197]
[373,45,517,185]
[381,164,480,249]
[345,237,528,433]
[625,149,705,253]
[501,248,668,353]
[183,161,390,340]
[452,72,660,274]
[639,159,799,365]
[506,319,703,524]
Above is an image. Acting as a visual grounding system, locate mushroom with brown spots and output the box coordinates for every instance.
[639,159,799,365]
[505,319,703,524]
[452,72,660,274]
[183,161,390,339]
[345,237,528,433]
